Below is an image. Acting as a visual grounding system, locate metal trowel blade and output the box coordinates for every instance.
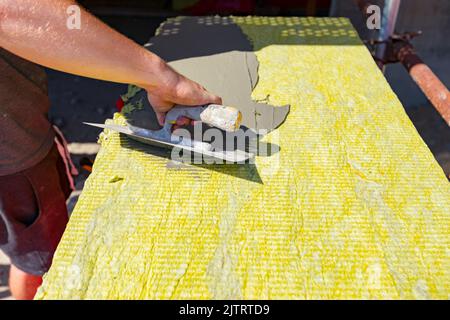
[83,122,254,163]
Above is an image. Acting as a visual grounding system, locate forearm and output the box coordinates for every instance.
[0,0,176,91]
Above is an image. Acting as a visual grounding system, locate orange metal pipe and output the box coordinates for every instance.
[398,45,450,125]
[353,0,450,125]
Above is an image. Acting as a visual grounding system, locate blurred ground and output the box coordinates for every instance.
[1,13,449,300]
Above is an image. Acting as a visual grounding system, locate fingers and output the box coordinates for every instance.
[147,92,173,126]
[205,91,222,105]
[146,77,222,127]
[194,88,222,106]
[176,116,191,126]
[172,116,194,131]
[155,112,166,126]
[193,88,222,106]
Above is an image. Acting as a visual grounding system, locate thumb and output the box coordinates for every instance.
[204,92,222,105]
[172,78,223,106]
[189,87,222,106]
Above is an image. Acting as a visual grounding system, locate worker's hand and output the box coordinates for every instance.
[145,66,222,126]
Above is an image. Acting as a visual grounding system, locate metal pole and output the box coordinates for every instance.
[353,0,450,125]
[397,45,450,125]
[375,0,401,71]
[353,0,374,19]
[329,0,338,16]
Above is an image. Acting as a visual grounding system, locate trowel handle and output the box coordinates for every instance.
[165,104,242,132]
[200,104,242,132]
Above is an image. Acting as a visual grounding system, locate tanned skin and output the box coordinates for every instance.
[0,0,221,125]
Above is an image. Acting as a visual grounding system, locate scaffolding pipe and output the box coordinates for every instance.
[398,45,450,125]
[376,0,401,70]
[353,0,374,19]
[353,0,450,125]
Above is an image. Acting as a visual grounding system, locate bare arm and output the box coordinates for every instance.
[0,0,221,124]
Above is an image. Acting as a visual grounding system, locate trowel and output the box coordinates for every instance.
[84,104,255,163]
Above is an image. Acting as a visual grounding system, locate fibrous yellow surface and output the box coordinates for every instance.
[36,17,450,299]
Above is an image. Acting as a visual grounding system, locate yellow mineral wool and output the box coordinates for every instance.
[36,17,450,300]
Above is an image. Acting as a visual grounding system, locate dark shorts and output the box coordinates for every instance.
[0,144,71,275]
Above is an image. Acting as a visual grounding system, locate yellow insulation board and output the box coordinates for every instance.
[37,17,450,299]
